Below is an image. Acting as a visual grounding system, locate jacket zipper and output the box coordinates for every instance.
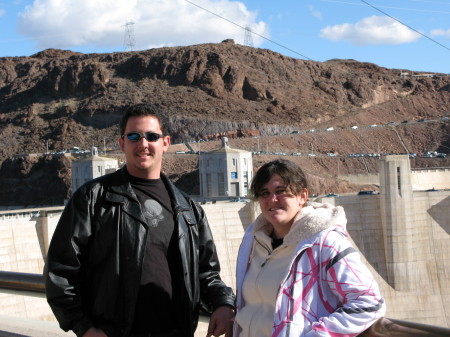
[253,236,272,267]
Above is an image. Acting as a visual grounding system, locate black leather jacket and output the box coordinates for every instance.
[45,167,235,337]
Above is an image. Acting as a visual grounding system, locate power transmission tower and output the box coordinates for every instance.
[123,21,136,52]
[244,26,253,47]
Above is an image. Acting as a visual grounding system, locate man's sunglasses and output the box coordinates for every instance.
[122,132,164,142]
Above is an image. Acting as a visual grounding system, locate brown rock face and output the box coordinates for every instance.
[0,155,71,207]
[0,42,449,206]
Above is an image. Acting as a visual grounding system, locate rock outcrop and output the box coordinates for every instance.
[0,42,449,206]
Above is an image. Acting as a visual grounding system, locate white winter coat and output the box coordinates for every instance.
[234,202,386,337]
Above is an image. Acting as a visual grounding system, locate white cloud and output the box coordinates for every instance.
[0,9,6,17]
[431,29,450,38]
[320,16,421,46]
[307,5,322,20]
[17,0,269,51]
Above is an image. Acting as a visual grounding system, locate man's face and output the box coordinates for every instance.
[118,115,170,179]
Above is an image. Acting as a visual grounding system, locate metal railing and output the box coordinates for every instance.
[0,270,45,293]
[360,317,450,336]
[1,271,449,336]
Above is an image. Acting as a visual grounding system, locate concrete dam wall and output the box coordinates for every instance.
[1,156,449,334]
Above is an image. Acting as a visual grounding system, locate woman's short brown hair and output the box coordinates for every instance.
[250,159,308,199]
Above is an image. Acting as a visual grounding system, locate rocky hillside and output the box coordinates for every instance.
[0,41,449,206]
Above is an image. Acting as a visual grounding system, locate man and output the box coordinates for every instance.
[45,104,236,337]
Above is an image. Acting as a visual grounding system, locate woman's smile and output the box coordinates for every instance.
[258,174,308,238]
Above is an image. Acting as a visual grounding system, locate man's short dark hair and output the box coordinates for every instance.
[119,104,169,136]
[250,159,308,199]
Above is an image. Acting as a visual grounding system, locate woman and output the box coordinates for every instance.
[233,159,385,337]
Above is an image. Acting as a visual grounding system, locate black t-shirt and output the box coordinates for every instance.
[128,173,181,334]
[272,237,284,250]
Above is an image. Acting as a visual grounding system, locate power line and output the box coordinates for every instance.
[183,0,314,61]
[322,0,450,13]
[411,0,450,5]
[360,0,450,52]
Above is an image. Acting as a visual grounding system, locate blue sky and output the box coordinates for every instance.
[1,0,450,73]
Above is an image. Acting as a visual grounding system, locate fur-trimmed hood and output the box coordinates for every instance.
[251,202,348,245]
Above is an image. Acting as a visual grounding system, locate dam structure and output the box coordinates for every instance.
[0,155,449,335]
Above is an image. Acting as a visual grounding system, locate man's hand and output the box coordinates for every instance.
[82,327,108,337]
[206,305,235,337]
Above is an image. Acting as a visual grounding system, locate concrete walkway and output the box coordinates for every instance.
[0,315,74,337]
[0,315,210,337]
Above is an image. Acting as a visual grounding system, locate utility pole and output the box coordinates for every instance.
[123,21,136,52]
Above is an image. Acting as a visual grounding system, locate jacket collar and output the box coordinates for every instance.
[252,202,348,246]
[104,166,191,213]
[102,167,146,225]
[159,174,192,213]
[105,166,135,201]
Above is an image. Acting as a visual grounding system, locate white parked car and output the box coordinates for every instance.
[326,127,334,131]
[351,125,358,129]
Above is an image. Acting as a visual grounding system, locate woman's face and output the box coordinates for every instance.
[258,173,308,238]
